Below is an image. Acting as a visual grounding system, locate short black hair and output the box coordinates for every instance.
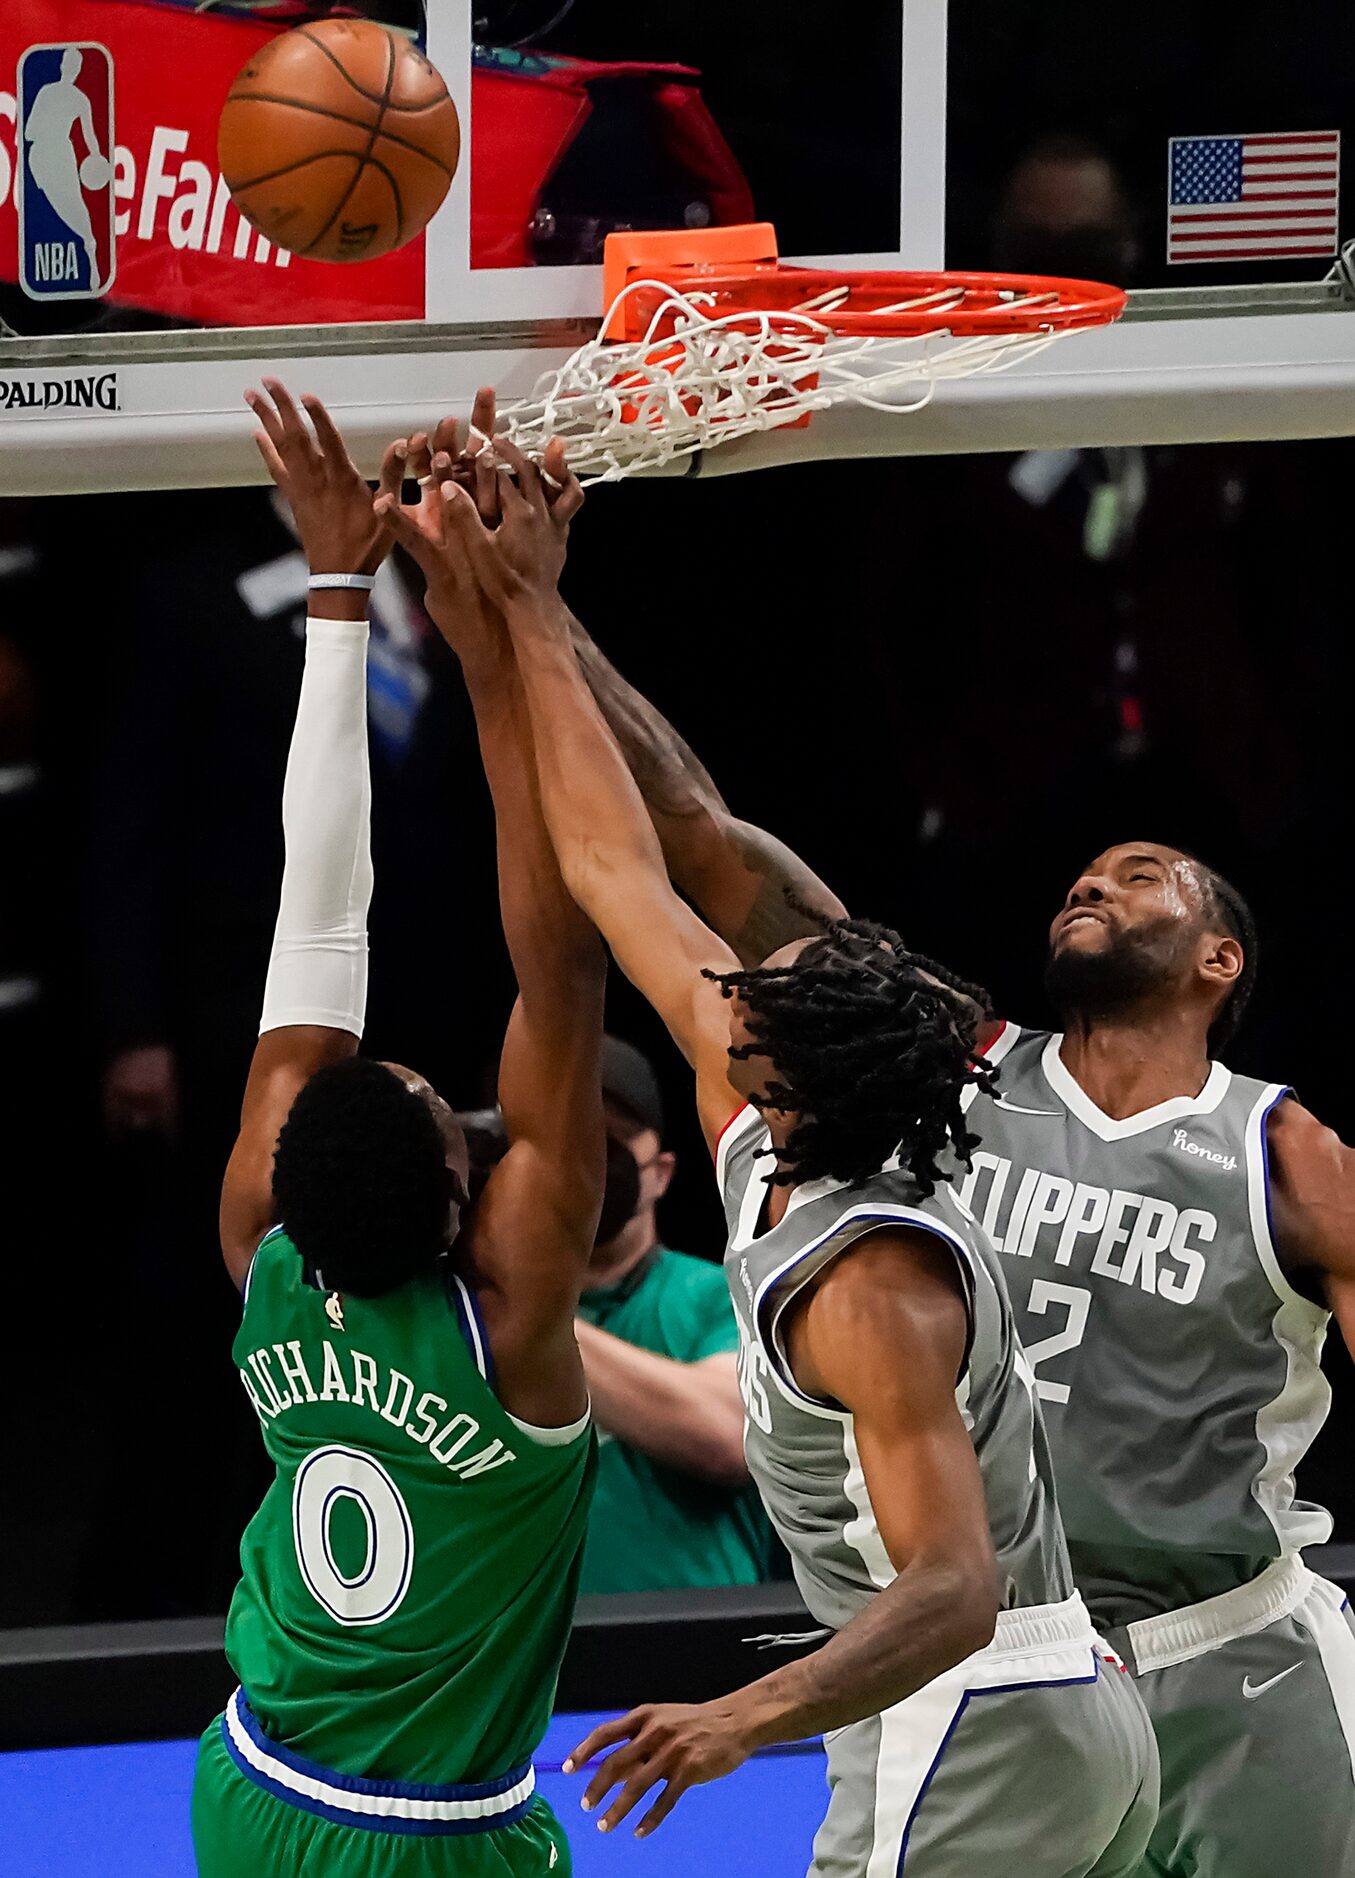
[707,916,997,1193]
[272,1058,454,1297]
[1185,854,1258,1052]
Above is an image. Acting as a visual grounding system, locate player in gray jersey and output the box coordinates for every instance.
[554,605,1355,1878]
[957,844,1355,1878]
[383,436,1158,1876]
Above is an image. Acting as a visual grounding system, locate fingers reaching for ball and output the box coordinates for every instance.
[542,438,585,526]
[468,386,498,460]
[370,386,584,632]
[245,379,394,580]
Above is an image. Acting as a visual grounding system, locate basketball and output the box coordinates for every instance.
[218,21,461,266]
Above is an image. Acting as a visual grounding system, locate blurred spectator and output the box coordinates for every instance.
[989,132,1141,286]
[574,1037,774,1594]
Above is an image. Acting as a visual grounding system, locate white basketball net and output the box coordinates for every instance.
[500,277,1069,484]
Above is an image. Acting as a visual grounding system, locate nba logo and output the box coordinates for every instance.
[17,43,116,302]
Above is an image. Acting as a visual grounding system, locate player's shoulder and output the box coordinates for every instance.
[1266,1094,1352,1175]
[244,1223,294,1298]
[977,1019,1050,1062]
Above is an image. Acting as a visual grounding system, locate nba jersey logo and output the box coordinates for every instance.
[17,43,116,302]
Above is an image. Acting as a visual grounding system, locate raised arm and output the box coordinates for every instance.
[567,1229,999,1837]
[1268,1097,1355,1359]
[568,612,846,966]
[570,615,1010,1049]
[382,444,744,1151]
[377,432,605,1427]
[219,384,403,1285]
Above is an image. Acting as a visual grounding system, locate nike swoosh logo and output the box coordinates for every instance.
[992,1096,1062,1117]
[1242,1664,1303,1700]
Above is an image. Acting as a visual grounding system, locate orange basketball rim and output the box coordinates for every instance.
[603,223,1125,341]
[500,222,1127,484]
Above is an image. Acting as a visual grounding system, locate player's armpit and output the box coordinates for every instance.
[219,1026,357,1289]
[1266,1097,1355,1318]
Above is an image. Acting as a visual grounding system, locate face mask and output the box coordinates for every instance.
[594,1133,643,1248]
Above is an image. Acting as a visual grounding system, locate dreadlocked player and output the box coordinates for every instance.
[543,563,1355,1867]
[713,923,999,1192]
[376,438,1159,1877]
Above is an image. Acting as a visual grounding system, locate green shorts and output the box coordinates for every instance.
[192,1704,570,1878]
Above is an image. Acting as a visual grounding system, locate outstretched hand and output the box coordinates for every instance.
[372,390,584,665]
[564,1701,756,1840]
[373,471,492,667]
[470,434,585,614]
[246,379,402,578]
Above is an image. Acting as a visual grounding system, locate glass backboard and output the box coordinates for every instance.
[2,0,1355,492]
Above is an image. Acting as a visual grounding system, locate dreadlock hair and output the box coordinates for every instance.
[1181,853,1258,1053]
[272,1057,456,1297]
[706,914,999,1194]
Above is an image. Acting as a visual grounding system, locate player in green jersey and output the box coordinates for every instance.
[191,385,604,1878]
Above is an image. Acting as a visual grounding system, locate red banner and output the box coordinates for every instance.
[0,5,755,332]
[0,0,427,328]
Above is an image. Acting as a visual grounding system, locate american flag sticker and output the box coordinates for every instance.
[1167,131,1340,264]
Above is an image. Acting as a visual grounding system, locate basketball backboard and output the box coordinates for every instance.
[3,0,1355,492]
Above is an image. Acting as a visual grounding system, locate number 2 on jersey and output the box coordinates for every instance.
[1023,1280,1091,1404]
[292,1445,415,1626]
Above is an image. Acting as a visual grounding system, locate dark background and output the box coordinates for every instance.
[2,431,1354,1626]
[510,0,903,263]
[949,0,1355,287]
[2,0,1354,1630]
[512,0,1355,286]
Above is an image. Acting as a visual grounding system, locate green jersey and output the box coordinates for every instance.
[226,1228,595,1787]
[576,1246,772,1594]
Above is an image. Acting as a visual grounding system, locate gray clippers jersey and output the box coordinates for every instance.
[717,1105,1072,1632]
[962,1025,1331,1602]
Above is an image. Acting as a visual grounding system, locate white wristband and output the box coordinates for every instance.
[308,572,376,592]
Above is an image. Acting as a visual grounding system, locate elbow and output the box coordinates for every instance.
[553,835,599,907]
[954,1578,1000,1661]
[556,834,635,921]
[924,1558,1001,1669]
[674,1384,751,1483]
[695,1426,752,1490]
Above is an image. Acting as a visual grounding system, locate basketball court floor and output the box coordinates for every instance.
[0,1719,827,1877]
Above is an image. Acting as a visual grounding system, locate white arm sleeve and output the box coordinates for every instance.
[259,617,373,1038]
